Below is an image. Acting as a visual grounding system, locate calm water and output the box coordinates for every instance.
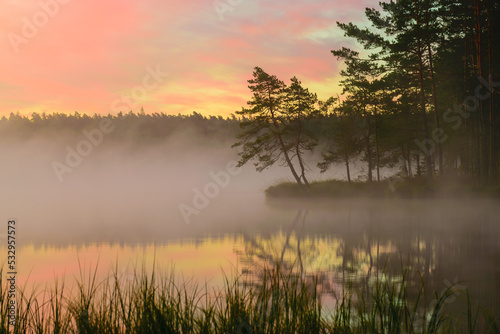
[5,197,499,316]
[1,140,499,317]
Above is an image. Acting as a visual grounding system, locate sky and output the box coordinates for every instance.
[0,0,374,117]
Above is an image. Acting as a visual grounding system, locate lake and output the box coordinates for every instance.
[5,197,499,317]
[1,139,499,326]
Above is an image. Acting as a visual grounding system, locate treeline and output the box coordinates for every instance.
[2,0,499,185]
[234,0,500,186]
[0,111,240,144]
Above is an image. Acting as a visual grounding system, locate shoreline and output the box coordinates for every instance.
[265,178,500,200]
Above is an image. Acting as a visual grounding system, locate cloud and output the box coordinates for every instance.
[0,0,375,117]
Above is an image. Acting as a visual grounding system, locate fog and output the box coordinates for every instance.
[1,125,499,315]
[1,127,498,249]
[0,127,320,245]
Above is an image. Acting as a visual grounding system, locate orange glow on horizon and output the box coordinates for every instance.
[0,0,373,118]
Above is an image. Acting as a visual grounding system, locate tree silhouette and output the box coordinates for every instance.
[233,67,307,187]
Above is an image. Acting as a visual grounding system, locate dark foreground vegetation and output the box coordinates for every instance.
[0,263,497,334]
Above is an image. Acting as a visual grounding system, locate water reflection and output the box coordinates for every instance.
[235,200,499,314]
[4,199,499,317]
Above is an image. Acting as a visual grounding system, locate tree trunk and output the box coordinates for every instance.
[269,97,303,187]
[374,109,380,182]
[408,147,413,178]
[402,144,410,178]
[427,41,444,176]
[345,154,351,184]
[295,113,310,187]
[340,114,351,184]
[364,112,373,182]
[424,3,443,176]
[486,0,496,178]
[276,127,303,186]
[417,47,433,181]
[414,0,433,181]
[473,0,489,183]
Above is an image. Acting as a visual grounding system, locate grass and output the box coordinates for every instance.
[265,177,500,199]
[0,262,498,333]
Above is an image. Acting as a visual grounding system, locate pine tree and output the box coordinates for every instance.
[232,67,304,186]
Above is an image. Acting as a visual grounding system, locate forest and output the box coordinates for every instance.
[2,0,499,190]
[1,1,499,333]
[234,0,500,187]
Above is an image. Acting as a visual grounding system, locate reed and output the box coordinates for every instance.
[0,263,497,333]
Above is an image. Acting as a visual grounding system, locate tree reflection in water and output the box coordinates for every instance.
[234,200,499,316]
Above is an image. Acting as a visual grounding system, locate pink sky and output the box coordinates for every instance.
[0,0,374,117]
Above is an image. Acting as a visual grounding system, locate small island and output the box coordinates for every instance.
[265,178,500,199]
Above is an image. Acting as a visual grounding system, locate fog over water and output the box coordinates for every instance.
[1,126,499,315]
[1,126,338,244]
